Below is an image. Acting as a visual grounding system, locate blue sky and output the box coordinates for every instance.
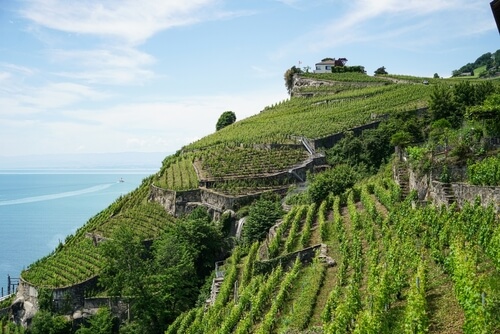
[0,0,498,158]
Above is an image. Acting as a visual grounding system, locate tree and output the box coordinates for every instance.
[433,73,440,79]
[29,310,71,334]
[98,207,224,334]
[75,307,114,334]
[308,164,359,203]
[216,111,236,131]
[374,66,388,75]
[429,85,461,128]
[242,196,283,244]
[284,66,303,95]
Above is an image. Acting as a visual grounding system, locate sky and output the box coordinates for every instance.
[0,0,498,160]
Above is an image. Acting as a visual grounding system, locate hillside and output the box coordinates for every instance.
[8,70,500,333]
[452,49,500,77]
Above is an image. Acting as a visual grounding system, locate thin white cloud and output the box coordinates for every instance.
[0,82,110,115]
[0,63,36,76]
[49,48,156,85]
[0,72,10,82]
[273,0,490,58]
[21,0,219,45]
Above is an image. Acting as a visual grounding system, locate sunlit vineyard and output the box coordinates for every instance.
[20,180,174,288]
[197,146,309,179]
[184,83,431,151]
[94,202,174,239]
[22,238,103,288]
[167,175,500,333]
[155,155,199,190]
[301,72,390,83]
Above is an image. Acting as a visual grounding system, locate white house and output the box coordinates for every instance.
[314,59,336,73]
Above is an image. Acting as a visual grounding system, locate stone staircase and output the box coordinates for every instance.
[206,261,225,307]
[396,164,410,199]
[441,183,457,206]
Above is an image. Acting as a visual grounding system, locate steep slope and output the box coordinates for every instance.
[16,70,500,333]
[167,177,500,333]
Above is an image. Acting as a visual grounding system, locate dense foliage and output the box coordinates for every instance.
[97,207,224,333]
[216,111,237,131]
[242,194,283,245]
[308,164,360,203]
[468,155,500,186]
[452,49,500,77]
[14,64,500,334]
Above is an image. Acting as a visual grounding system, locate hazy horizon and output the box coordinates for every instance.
[1,151,170,170]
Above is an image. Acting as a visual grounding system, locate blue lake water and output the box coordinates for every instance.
[0,170,154,296]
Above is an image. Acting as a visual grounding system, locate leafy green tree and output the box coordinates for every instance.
[390,130,413,148]
[216,111,236,131]
[374,66,388,75]
[99,227,149,298]
[284,66,302,95]
[429,85,461,127]
[29,310,71,334]
[170,207,225,279]
[326,126,394,173]
[308,164,359,203]
[242,196,283,244]
[75,307,114,334]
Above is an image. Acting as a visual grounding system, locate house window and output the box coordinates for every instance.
[316,66,321,70]
[325,66,331,70]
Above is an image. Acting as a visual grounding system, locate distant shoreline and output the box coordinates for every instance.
[0,168,158,175]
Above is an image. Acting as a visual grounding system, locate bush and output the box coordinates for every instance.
[242,196,283,244]
[468,155,500,186]
[308,164,359,203]
[29,311,71,334]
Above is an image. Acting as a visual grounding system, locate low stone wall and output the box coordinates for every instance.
[149,185,202,216]
[313,121,382,149]
[17,275,99,313]
[427,181,451,208]
[254,244,324,275]
[83,297,129,320]
[408,168,429,201]
[149,185,176,215]
[405,166,500,212]
[451,183,500,212]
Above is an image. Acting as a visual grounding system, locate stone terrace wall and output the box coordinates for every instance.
[451,183,500,212]
[253,244,323,275]
[149,185,176,215]
[312,121,381,149]
[201,187,289,213]
[18,276,99,312]
[404,167,500,212]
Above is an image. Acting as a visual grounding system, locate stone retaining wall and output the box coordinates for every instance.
[17,275,99,313]
[405,165,500,212]
[451,183,500,212]
[253,244,324,275]
[313,121,382,149]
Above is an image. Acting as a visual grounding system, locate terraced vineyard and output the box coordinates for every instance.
[19,72,497,311]
[148,74,438,193]
[197,146,309,179]
[301,72,390,83]
[22,239,103,288]
[155,155,199,190]
[94,202,174,239]
[184,83,430,151]
[167,176,500,333]
[20,179,174,288]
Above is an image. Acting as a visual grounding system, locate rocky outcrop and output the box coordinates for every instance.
[291,75,386,97]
